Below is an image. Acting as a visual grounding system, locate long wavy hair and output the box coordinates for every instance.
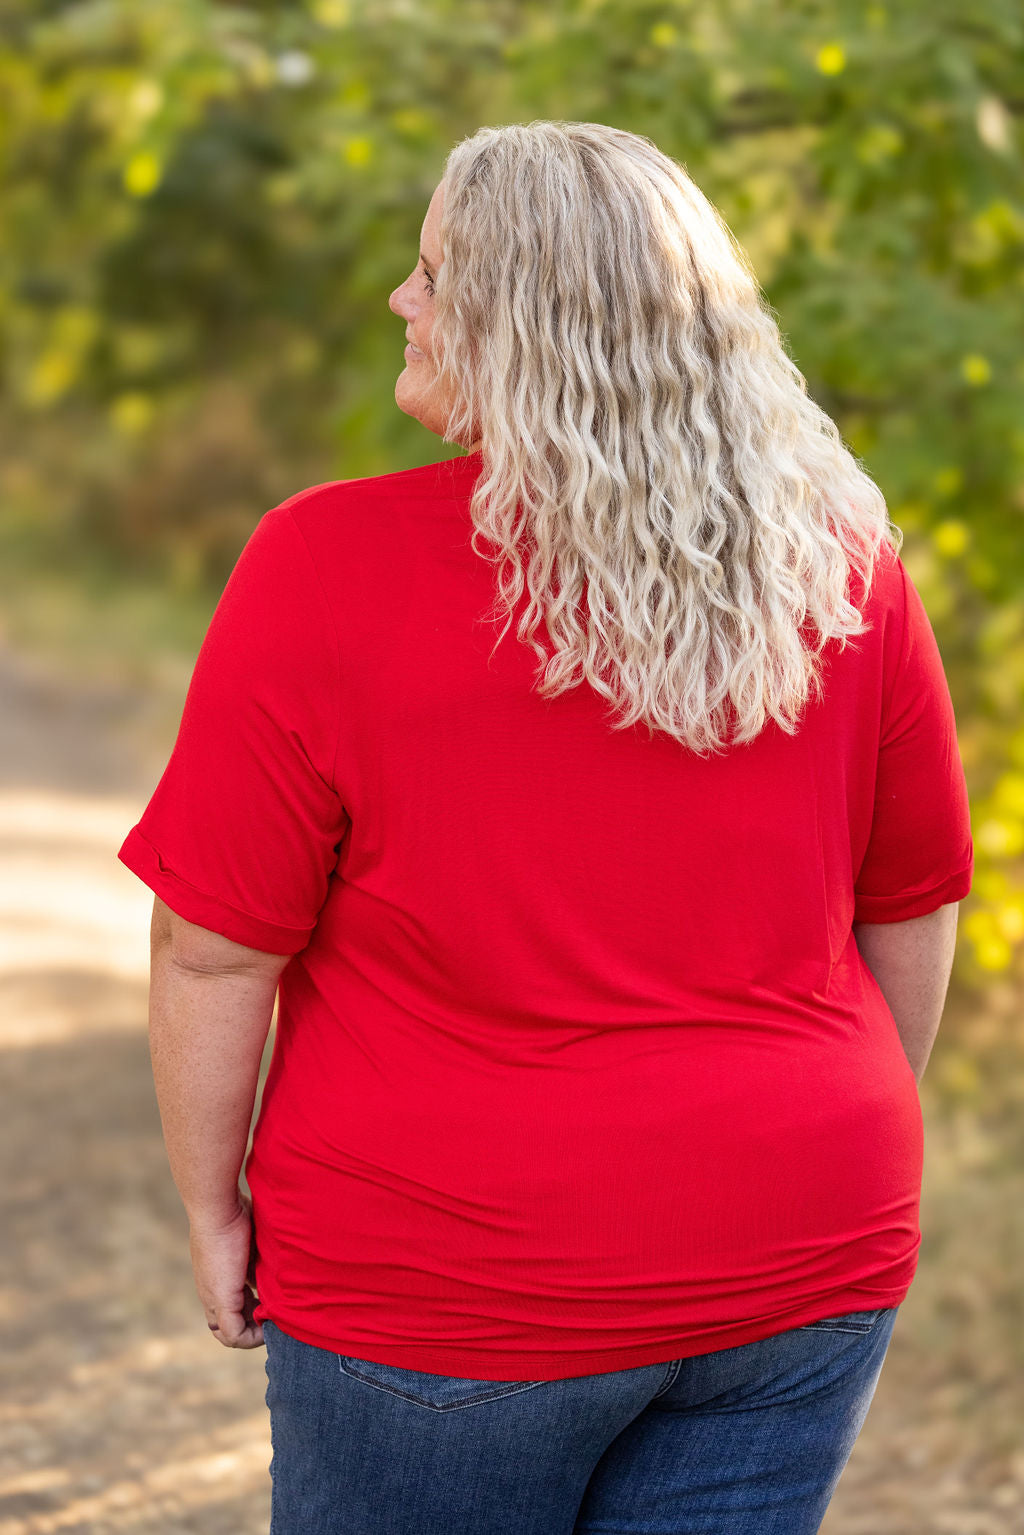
[430,120,903,755]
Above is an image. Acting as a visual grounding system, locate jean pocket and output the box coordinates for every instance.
[797,1308,889,1335]
[337,1356,546,1411]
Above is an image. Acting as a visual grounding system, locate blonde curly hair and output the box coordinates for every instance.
[431,119,903,755]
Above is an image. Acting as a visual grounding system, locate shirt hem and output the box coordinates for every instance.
[853,863,973,924]
[256,1284,913,1381]
[117,825,313,955]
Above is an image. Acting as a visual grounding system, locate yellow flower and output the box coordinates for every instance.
[816,43,846,75]
[124,151,161,197]
[977,818,1024,857]
[110,392,154,435]
[933,519,969,557]
[650,23,678,48]
[25,350,76,406]
[996,900,1024,942]
[343,137,373,167]
[994,774,1024,818]
[961,354,992,386]
[312,0,349,24]
[972,934,1013,970]
[962,909,995,943]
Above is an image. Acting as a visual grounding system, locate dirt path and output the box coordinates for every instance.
[0,645,273,1533]
[0,640,1021,1533]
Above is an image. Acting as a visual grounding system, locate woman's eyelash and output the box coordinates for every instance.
[423,271,436,296]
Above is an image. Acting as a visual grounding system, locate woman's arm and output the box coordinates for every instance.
[851,901,961,1085]
[148,894,291,1347]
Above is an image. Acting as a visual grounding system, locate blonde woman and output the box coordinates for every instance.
[119,121,972,1534]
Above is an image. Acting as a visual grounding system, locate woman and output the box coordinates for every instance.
[118,121,973,1534]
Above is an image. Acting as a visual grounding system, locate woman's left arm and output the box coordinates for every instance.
[148,894,291,1349]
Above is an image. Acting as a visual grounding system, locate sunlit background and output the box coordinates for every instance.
[1,2,1022,1531]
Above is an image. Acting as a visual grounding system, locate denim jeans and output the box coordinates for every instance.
[263,1306,899,1534]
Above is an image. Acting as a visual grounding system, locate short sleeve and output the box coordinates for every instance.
[853,558,973,923]
[118,504,348,954]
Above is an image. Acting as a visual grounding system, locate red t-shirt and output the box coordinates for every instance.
[118,451,973,1381]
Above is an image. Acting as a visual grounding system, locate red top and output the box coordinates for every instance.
[118,451,974,1381]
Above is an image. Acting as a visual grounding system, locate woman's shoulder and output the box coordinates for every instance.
[271,454,476,533]
[848,536,905,620]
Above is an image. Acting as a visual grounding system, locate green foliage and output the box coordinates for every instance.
[1,0,1022,1001]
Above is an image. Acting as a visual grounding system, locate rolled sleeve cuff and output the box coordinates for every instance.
[853,864,973,924]
[117,825,314,955]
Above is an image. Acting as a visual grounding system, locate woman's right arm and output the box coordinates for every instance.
[852,902,961,1085]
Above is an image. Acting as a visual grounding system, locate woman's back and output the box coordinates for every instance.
[118,449,972,1381]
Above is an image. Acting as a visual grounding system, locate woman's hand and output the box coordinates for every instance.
[189,1189,264,1349]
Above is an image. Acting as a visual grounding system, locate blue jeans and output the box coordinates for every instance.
[263,1306,899,1534]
